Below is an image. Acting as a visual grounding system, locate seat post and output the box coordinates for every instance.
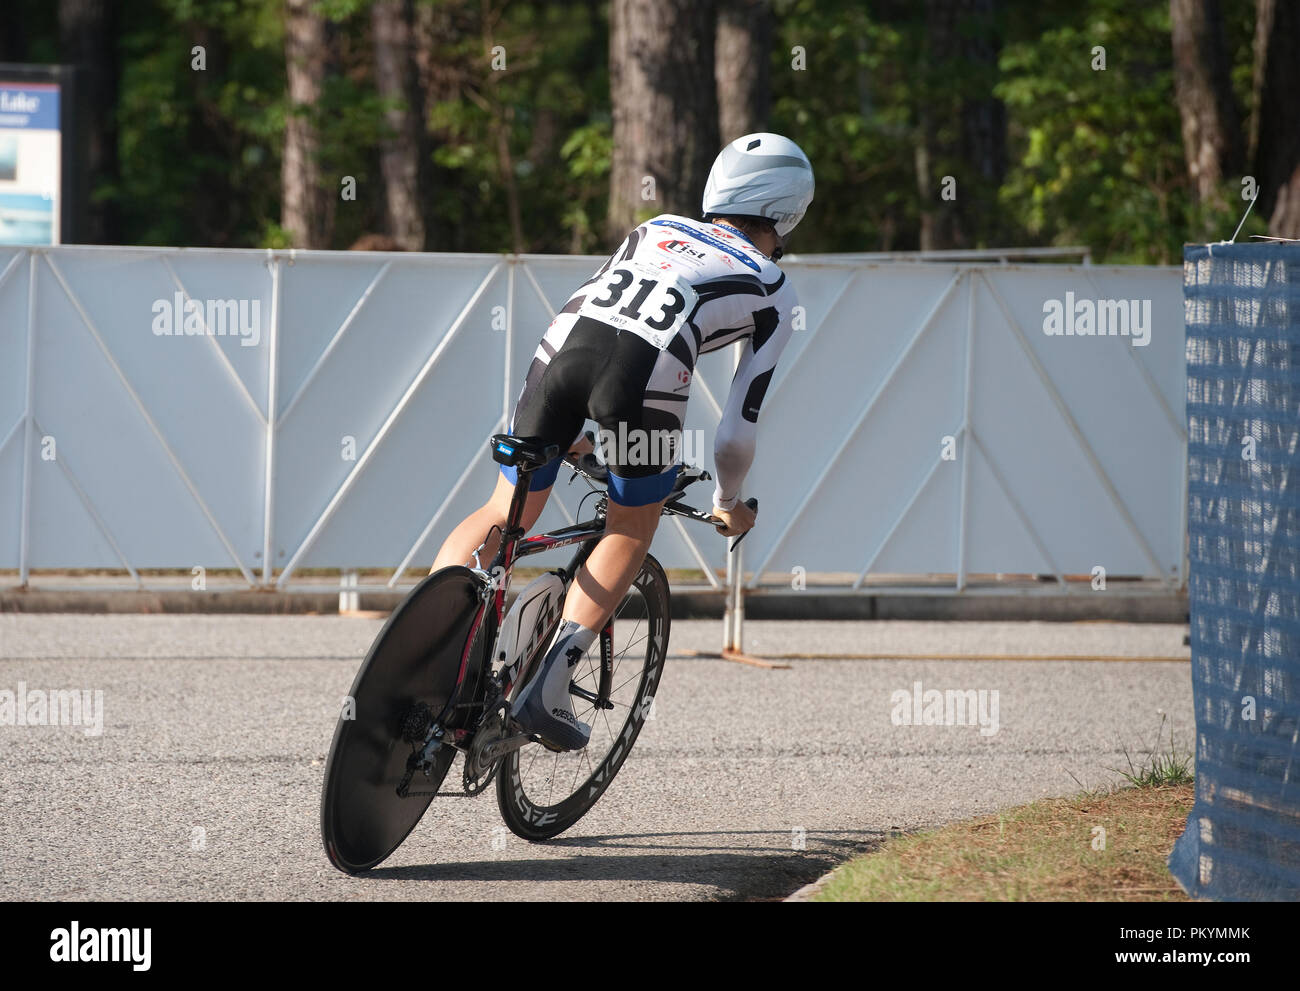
[488,466,533,576]
[487,434,558,572]
[503,467,532,536]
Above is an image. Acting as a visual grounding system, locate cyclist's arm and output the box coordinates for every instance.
[711,288,796,510]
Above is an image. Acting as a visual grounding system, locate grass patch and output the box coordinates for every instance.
[814,783,1194,901]
[1108,714,1194,788]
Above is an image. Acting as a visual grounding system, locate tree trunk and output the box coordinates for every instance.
[1,4,29,62]
[916,0,1004,251]
[1251,0,1300,236]
[414,0,472,248]
[1170,0,1242,209]
[59,0,119,243]
[608,0,718,241]
[282,0,332,248]
[715,0,771,143]
[187,25,243,246]
[959,3,1006,192]
[372,0,428,250]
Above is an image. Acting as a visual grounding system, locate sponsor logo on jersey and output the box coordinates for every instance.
[649,219,762,272]
[657,238,706,260]
[678,369,690,385]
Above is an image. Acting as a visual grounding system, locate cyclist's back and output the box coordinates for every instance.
[509,212,798,510]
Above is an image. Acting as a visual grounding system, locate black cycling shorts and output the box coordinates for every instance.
[501,316,685,506]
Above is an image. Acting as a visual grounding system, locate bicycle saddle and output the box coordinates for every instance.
[490,434,560,470]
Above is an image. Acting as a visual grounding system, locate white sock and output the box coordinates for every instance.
[552,619,598,656]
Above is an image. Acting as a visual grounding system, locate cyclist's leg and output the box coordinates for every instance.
[562,482,669,630]
[564,338,685,629]
[430,473,555,573]
[514,459,677,749]
[513,475,671,751]
[512,322,684,750]
[431,334,587,572]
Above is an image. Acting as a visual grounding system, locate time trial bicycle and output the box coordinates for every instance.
[320,432,754,873]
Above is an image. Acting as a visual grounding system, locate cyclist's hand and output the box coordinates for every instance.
[712,500,755,537]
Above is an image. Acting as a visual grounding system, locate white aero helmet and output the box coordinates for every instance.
[702,132,814,238]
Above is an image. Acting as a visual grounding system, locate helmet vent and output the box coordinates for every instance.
[746,138,761,150]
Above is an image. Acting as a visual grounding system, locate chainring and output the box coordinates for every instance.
[462,711,507,795]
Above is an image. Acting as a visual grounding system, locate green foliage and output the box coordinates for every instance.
[258,220,294,249]
[771,0,919,252]
[996,2,1183,262]
[14,0,1271,260]
[113,0,286,246]
[560,119,613,252]
[423,0,610,253]
[997,0,1262,262]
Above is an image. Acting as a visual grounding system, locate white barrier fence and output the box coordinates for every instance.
[0,245,1184,595]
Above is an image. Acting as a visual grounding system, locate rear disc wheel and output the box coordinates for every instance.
[321,566,491,873]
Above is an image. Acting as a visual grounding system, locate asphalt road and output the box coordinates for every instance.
[0,615,1191,901]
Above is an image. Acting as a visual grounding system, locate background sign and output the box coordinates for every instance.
[0,80,61,245]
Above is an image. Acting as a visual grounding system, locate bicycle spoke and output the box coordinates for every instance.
[610,667,644,698]
[616,634,649,660]
[499,556,667,837]
[621,614,645,658]
[523,743,543,782]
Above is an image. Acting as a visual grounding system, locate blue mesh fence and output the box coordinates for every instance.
[1170,242,1300,900]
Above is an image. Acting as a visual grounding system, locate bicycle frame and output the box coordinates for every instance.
[436,451,726,749]
[439,461,611,747]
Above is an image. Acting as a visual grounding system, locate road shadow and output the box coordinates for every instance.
[365,828,886,900]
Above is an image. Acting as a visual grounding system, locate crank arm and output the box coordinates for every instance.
[478,732,533,765]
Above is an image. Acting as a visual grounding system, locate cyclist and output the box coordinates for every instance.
[431,133,814,751]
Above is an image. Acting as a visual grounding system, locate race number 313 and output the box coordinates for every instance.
[577,261,697,349]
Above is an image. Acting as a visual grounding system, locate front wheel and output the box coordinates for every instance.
[496,552,670,841]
